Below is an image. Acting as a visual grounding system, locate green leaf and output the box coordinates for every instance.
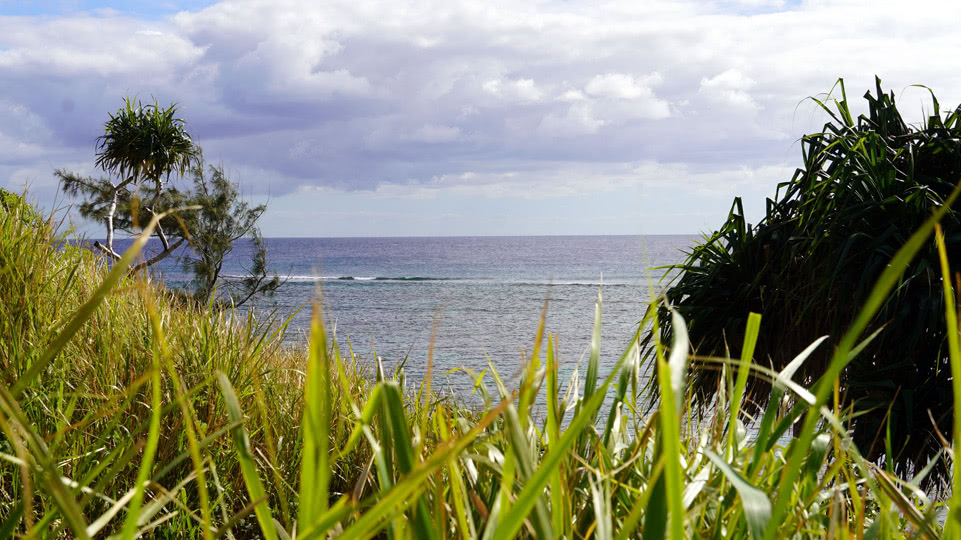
[216,372,278,540]
[298,305,332,531]
[704,449,771,540]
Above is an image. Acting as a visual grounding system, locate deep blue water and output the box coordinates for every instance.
[121,235,698,401]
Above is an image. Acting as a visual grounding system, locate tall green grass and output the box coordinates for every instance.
[2,190,959,538]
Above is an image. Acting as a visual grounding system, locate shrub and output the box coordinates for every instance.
[652,78,961,488]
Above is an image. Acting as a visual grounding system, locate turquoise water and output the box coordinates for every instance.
[137,235,698,401]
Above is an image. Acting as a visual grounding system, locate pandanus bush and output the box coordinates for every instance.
[651,77,961,488]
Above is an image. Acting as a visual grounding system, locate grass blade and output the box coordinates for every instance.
[298,303,332,532]
[491,331,638,540]
[12,208,196,398]
[216,371,278,540]
[704,449,771,540]
[381,382,439,540]
[936,223,961,534]
[729,312,761,456]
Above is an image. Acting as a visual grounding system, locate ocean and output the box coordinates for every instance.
[137,235,699,402]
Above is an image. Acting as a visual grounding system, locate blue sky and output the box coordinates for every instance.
[0,1,217,18]
[3,0,961,236]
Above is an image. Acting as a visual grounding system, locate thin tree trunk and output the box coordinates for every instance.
[144,206,171,251]
[105,187,118,254]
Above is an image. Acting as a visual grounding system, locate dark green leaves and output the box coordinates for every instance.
[650,78,961,488]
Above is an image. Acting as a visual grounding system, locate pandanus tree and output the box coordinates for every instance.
[649,78,961,489]
[60,98,280,306]
[59,97,201,267]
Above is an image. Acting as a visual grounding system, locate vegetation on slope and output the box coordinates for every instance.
[0,191,371,537]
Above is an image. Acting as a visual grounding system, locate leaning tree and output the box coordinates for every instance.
[648,78,961,489]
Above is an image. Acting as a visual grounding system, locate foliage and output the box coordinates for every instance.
[95,96,200,189]
[60,96,201,261]
[57,169,181,244]
[59,97,278,307]
[0,188,42,226]
[648,78,961,489]
[3,191,961,538]
[179,164,281,305]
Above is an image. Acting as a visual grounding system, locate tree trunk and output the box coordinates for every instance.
[105,187,118,254]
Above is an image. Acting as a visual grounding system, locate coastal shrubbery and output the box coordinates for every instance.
[0,192,371,537]
[653,79,961,489]
[4,182,961,536]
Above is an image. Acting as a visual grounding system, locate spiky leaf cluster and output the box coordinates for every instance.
[651,78,961,489]
[95,97,200,189]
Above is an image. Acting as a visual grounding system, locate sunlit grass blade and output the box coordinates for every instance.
[603,337,638,448]
[936,222,961,535]
[491,330,639,540]
[544,334,570,536]
[655,307,688,540]
[517,296,548,427]
[381,382,439,540]
[503,403,552,538]
[435,406,477,540]
[0,383,91,539]
[749,335,828,476]
[729,312,760,456]
[216,371,278,540]
[332,399,510,540]
[11,207,196,398]
[641,459,668,540]
[704,449,771,540]
[579,287,603,426]
[298,302,332,531]
[117,351,161,540]
[589,475,612,540]
[337,383,385,458]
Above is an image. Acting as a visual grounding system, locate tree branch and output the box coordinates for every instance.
[93,241,122,261]
[233,272,267,308]
[128,238,185,274]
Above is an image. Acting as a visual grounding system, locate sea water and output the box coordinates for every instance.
[132,235,698,402]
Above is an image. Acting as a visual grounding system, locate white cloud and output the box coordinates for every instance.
[699,69,761,110]
[3,0,961,233]
[0,16,202,77]
[538,103,605,137]
[585,72,663,100]
[483,78,544,102]
[557,89,587,102]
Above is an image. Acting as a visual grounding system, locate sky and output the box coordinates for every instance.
[2,0,961,237]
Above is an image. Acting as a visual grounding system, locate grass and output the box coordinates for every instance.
[2,188,961,538]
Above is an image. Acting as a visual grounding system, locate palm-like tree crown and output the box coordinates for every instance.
[95,97,200,187]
